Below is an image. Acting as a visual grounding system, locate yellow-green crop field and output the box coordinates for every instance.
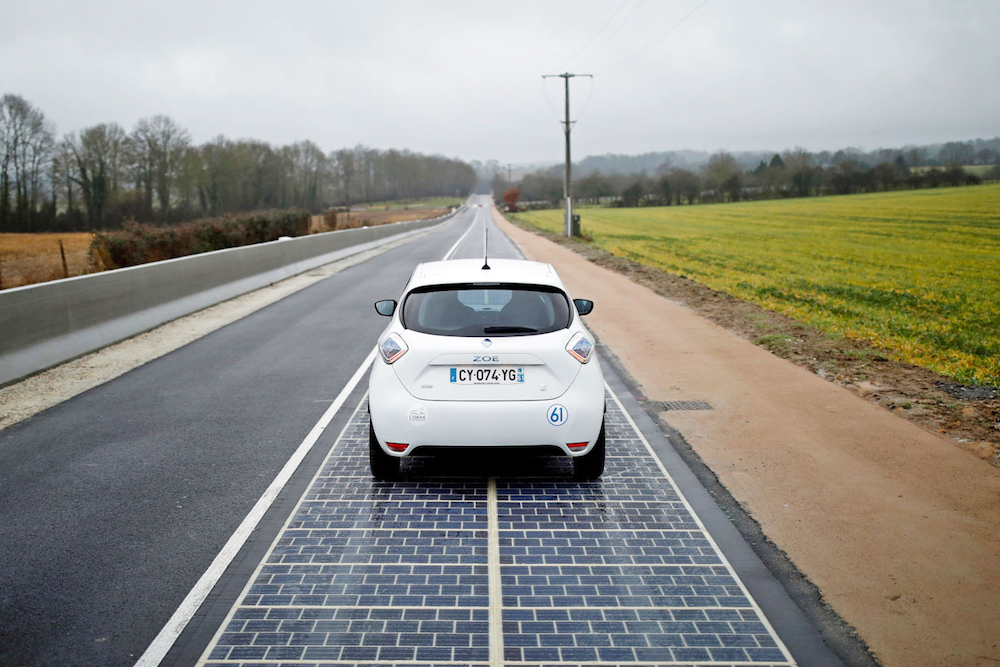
[515,184,1000,385]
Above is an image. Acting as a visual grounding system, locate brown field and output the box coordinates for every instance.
[309,208,449,233]
[0,233,95,290]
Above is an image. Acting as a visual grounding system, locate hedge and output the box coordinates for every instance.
[90,209,311,270]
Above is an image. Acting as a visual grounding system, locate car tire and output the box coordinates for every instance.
[369,422,401,480]
[573,420,606,480]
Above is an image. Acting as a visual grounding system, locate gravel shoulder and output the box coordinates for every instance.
[494,206,1000,667]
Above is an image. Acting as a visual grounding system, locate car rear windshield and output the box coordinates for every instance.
[402,284,571,337]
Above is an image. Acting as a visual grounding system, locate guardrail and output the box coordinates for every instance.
[0,208,461,387]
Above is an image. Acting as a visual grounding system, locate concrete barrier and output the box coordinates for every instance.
[0,209,460,386]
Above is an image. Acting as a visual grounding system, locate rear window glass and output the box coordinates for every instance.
[402,284,571,337]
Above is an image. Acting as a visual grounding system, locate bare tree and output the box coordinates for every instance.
[704,152,743,202]
[666,168,701,205]
[939,141,974,166]
[65,123,128,227]
[131,115,190,221]
[782,147,815,197]
[152,116,189,219]
[0,94,55,231]
[51,141,83,229]
[283,140,327,211]
[333,148,357,204]
[130,120,157,220]
[2,92,478,230]
[620,179,645,207]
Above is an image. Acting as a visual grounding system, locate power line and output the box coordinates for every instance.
[602,0,713,73]
[575,77,596,122]
[575,0,648,68]
[562,0,632,68]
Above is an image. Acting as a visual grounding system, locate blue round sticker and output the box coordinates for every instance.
[547,404,568,426]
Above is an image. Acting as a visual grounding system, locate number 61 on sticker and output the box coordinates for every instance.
[547,404,568,426]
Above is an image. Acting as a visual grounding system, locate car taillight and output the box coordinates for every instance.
[379,333,408,364]
[566,332,594,363]
[387,442,409,452]
[567,441,588,449]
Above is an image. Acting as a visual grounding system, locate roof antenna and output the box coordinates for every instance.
[482,224,490,270]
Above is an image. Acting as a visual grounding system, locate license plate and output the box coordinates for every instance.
[450,366,524,385]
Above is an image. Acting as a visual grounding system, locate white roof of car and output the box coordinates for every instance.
[409,259,564,289]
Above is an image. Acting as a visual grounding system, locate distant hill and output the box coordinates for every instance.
[511,137,1000,178]
[535,150,777,177]
[571,150,775,175]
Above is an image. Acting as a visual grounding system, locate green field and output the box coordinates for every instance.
[359,196,464,210]
[515,185,1000,385]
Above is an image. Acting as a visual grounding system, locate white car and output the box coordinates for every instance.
[369,258,606,479]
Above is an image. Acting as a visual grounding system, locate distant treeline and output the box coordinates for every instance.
[0,93,477,233]
[498,145,1000,208]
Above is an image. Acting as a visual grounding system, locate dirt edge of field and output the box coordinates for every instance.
[493,205,1000,667]
[507,217,1000,466]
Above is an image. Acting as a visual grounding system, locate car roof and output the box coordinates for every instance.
[408,259,565,290]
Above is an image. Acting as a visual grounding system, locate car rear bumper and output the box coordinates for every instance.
[369,358,605,457]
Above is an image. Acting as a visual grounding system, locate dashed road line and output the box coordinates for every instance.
[443,210,480,260]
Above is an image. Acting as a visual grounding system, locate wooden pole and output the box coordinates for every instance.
[59,239,69,278]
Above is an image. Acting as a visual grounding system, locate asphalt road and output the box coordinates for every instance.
[0,202,494,666]
[0,196,844,667]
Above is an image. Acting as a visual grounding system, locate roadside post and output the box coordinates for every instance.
[59,240,69,278]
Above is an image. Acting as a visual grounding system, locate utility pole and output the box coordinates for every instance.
[507,164,512,189]
[543,72,592,237]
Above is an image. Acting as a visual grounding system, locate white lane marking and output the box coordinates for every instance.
[487,476,505,667]
[194,392,374,665]
[134,347,377,667]
[443,207,479,260]
[605,382,797,665]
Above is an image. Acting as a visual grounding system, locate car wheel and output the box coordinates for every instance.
[369,422,401,480]
[573,419,606,480]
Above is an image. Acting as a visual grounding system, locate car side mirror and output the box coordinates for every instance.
[573,299,594,316]
[374,299,397,317]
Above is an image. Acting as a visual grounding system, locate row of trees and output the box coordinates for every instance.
[503,147,997,208]
[0,93,477,233]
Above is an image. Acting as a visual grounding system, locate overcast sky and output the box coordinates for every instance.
[3,0,998,164]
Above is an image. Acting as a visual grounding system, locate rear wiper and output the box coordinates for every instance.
[484,326,538,334]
